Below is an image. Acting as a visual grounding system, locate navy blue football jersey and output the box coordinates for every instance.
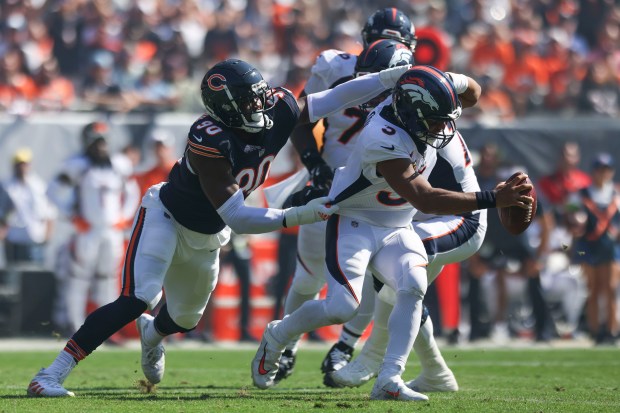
[160,87,300,234]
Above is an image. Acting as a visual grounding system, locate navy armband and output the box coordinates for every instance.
[475,191,497,209]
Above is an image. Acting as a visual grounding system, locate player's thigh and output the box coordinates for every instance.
[291,221,327,295]
[128,207,177,309]
[370,226,428,295]
[95,229,125,277]
[164,228,230,327]
[324,216,375,316]
[415,212,486,282]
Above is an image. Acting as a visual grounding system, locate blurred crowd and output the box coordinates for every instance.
[0,0,619,118]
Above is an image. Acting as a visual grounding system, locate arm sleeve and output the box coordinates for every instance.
[306,65,409,122]
[216,189,285,234]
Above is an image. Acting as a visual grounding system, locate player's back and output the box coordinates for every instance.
[305,49,367,170]
[329,98,436,228]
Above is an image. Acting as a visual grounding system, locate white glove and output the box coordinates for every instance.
[283,196,339,227]
[378,64,412,88]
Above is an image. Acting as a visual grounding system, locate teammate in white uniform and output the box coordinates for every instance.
[251,66,533,401]
[27,58,410,397]
[277,7,419,382]
[327,129,488,391]
[47,122,140,334]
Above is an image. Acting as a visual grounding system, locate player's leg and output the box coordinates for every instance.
[276,222,326,381]
[321,272,375,383]
[368,227,429,401]
[64,232,98,333]
[28,206,176,397]
[252,215,373,389]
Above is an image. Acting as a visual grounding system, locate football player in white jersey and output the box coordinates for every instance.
[27,59,411,397]
[251,66,533,401]
[47,122,140,335]
[276,7,419,382]
[326,129,488,391]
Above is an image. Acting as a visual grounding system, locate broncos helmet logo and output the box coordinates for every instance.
[388,46,413,68]
[400,83,439,111]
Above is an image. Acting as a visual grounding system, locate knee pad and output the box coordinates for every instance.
[399,264,428,299]
[325,294,359,324]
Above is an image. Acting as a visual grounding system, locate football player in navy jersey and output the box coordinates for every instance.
[27,58,411,397]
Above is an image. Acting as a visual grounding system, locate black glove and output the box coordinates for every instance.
[283,185,329,208]
[300,149,334,191]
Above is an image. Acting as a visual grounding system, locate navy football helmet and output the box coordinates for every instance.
[200,59,274,134]
[391,65,462,149]
[362,8,417,51]
[355,39,415,109]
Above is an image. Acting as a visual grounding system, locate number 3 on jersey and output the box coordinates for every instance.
[236,155,275,196]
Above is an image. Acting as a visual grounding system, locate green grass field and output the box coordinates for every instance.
[1,346,618,412]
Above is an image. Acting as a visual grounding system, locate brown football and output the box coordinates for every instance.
[498,172,537,235]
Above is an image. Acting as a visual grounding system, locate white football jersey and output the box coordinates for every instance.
[329,97,437,228]
[57,153,136,228]
[304,49,366,169]
[413,130,480,222]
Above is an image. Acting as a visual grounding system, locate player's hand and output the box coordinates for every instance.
[309,164,334,191]
[283,185,329,208]
[283,197,339,227]
[494,173,533,209]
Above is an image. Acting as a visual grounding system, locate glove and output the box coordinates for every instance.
[300,150,334,191]
[378,64,412,88]
[283,185,329,208]
[283,197,339,227]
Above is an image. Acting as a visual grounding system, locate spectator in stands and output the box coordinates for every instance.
[567,153,620,344]
[0,148,56,267]
[32,58,75,111]
[577,63,620,117]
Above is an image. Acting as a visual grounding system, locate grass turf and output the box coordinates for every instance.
[1,346,618,412]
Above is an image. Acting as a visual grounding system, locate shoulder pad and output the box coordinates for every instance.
[305,49,357,94]
[187,116,229,160]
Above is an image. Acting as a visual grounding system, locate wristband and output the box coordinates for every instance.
[475,191,497,209]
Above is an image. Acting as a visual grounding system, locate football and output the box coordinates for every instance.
[498,172,537,235]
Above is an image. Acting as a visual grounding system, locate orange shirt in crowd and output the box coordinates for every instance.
[35,77,75,110]
[135,162,176,196]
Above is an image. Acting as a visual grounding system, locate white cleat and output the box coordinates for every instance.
[405,367,459,392]
[27,368,75,397]
[327,356,381,388]
[137,313,165,384]
[251,320,285,389]
[370,375,429,401]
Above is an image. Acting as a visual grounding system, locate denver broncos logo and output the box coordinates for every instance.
[401,83,439,111]
[388,46,412,68]
[207,74,226,91]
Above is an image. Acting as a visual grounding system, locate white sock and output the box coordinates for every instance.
[358,296,392,362]
[380,291,423,380]
[144,317,165,346]
[413,317,448,374]
[272,299,331,345]
[48,351,76,382]
[282,290,318,351]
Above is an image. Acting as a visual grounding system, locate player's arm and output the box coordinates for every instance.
[295,65,410,125]
[446,72,482,109]
[376,158,532,215]
[187,151,338,234]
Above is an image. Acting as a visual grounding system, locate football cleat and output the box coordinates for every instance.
[27,368,75,397]
[252,320,285,389]
[405,367,459,392]
[321,341,354,374]
[370,375,429,401]
[326,355,381,388]
[137,313,165,384]
[274,349,296,383]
